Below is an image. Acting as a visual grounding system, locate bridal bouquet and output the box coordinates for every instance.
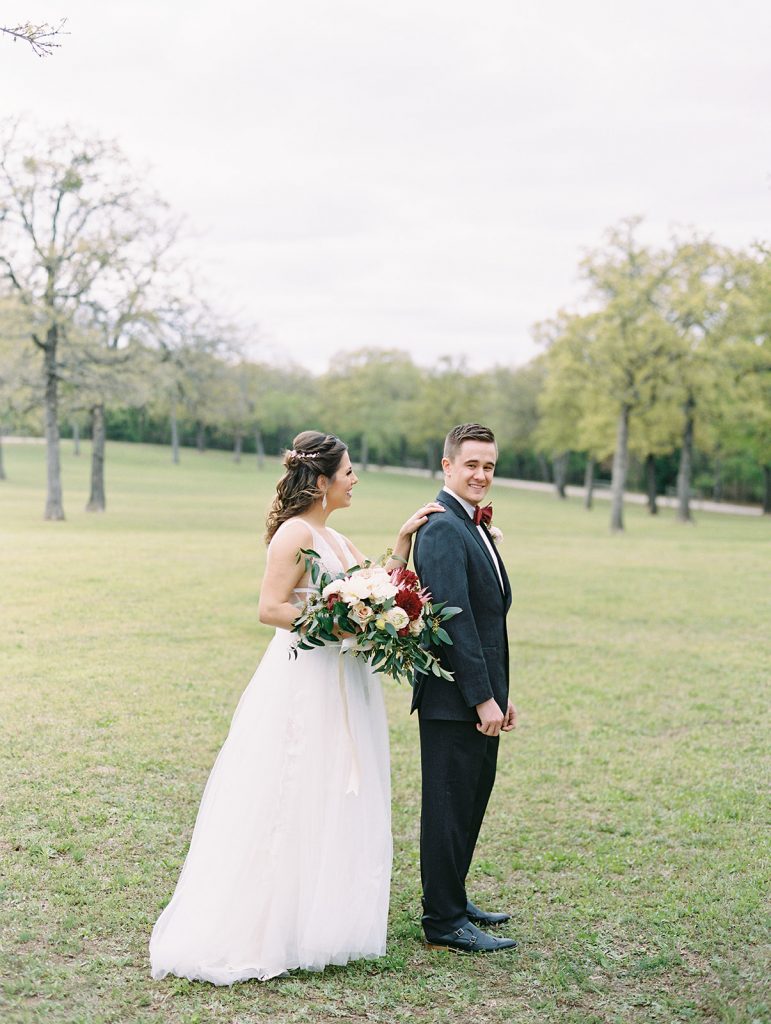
[290,550,460,683]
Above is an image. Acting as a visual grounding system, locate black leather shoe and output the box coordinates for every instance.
[424,922,518,953]
[466,899,511,927]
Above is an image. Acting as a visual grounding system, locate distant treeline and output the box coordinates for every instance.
[1,120,769,525]
[56,370,762,510]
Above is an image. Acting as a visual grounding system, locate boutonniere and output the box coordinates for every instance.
[488,526,503,545]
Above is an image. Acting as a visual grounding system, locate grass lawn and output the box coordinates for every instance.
[1,440,769,1024]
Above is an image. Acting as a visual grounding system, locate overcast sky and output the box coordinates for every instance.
[2,1,769,371]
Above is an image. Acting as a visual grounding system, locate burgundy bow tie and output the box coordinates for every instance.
[473,504,493,527]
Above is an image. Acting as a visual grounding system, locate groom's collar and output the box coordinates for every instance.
[441,487,475,519]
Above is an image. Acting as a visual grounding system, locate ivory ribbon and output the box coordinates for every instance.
[338,640,361,796]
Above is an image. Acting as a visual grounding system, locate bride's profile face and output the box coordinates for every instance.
[323,450,358,510]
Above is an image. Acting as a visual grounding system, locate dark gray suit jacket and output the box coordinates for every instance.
[411,490,512,721]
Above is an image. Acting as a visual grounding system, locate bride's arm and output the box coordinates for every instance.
[258,521,314,630]
[382,501,446,570]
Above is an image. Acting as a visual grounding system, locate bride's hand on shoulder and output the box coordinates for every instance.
[399,502,445,539]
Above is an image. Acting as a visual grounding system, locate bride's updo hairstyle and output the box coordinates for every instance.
[265,430,348,543]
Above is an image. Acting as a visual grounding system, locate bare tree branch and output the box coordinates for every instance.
[1,20,68,58]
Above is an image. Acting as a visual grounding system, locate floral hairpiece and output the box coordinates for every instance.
[288,449,320,460]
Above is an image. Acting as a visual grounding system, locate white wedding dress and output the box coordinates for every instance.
[149,525,392,984]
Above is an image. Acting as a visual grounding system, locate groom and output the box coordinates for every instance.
[411,423,518,953]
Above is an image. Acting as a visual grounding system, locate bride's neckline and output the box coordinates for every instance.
[294,518,352,571]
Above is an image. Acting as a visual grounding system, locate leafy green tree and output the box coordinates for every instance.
[408,357,484,476]
[217,361,254,463]
[249,362,318,458]
[537,312,618,509]
[211,355,317,466]
[628,393,680,514]
[484,358,546,482]
[660,236,733,522]
[319,349,418,470]
[714,246,771,512]
[579,219,676,531]
[535,317,581,499]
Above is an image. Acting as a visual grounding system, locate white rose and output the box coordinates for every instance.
[355,567,378,580]
[338,575,372,603]
[384,606,410,630]
[369,579,398,602]
[488,526,503,545]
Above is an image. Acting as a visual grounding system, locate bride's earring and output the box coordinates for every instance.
[322,491,328,511]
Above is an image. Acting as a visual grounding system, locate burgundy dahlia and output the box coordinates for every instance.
[395,590,423,620]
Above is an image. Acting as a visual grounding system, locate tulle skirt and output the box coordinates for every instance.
[149,631,392,984]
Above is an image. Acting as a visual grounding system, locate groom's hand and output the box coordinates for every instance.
[475,698,505,736]
[502,700,518,732]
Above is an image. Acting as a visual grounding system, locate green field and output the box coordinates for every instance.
[1,441,769,1024]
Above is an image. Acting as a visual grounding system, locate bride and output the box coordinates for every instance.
[149,430,442,984]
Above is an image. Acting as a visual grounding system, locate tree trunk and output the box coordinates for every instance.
[677,397,695,524]
[170,410,180,464]
[553,452,568,498]
[233,432,243,463]
[583,456,595,510]
[360,433,369,472]
[72,421,80,456]
[713,457,723,502]
[86,403,106,512]
[43,332,65,520]
[609,404,630,532]
[255,427,265,469]
[399,436,407,468]
[0,425,6,481]
[196,422,206,453]
[645,453,658,515]
[426,441,439,478]
[763,465,771,515]
[537,453,551,483]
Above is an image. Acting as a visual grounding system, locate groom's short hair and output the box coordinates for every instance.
[443,423,497,461]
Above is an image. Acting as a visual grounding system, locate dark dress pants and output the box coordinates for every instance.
[418,715,499,937]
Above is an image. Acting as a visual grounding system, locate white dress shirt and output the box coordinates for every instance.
[442,487,504,592]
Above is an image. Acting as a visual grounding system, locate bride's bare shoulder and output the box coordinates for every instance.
[268,517,314,556]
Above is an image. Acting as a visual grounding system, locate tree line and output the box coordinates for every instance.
[1,121,769,527]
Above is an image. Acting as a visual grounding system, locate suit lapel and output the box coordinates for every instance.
[437,491,505,598]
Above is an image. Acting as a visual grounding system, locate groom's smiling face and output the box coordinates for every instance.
[442,440,497,506]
